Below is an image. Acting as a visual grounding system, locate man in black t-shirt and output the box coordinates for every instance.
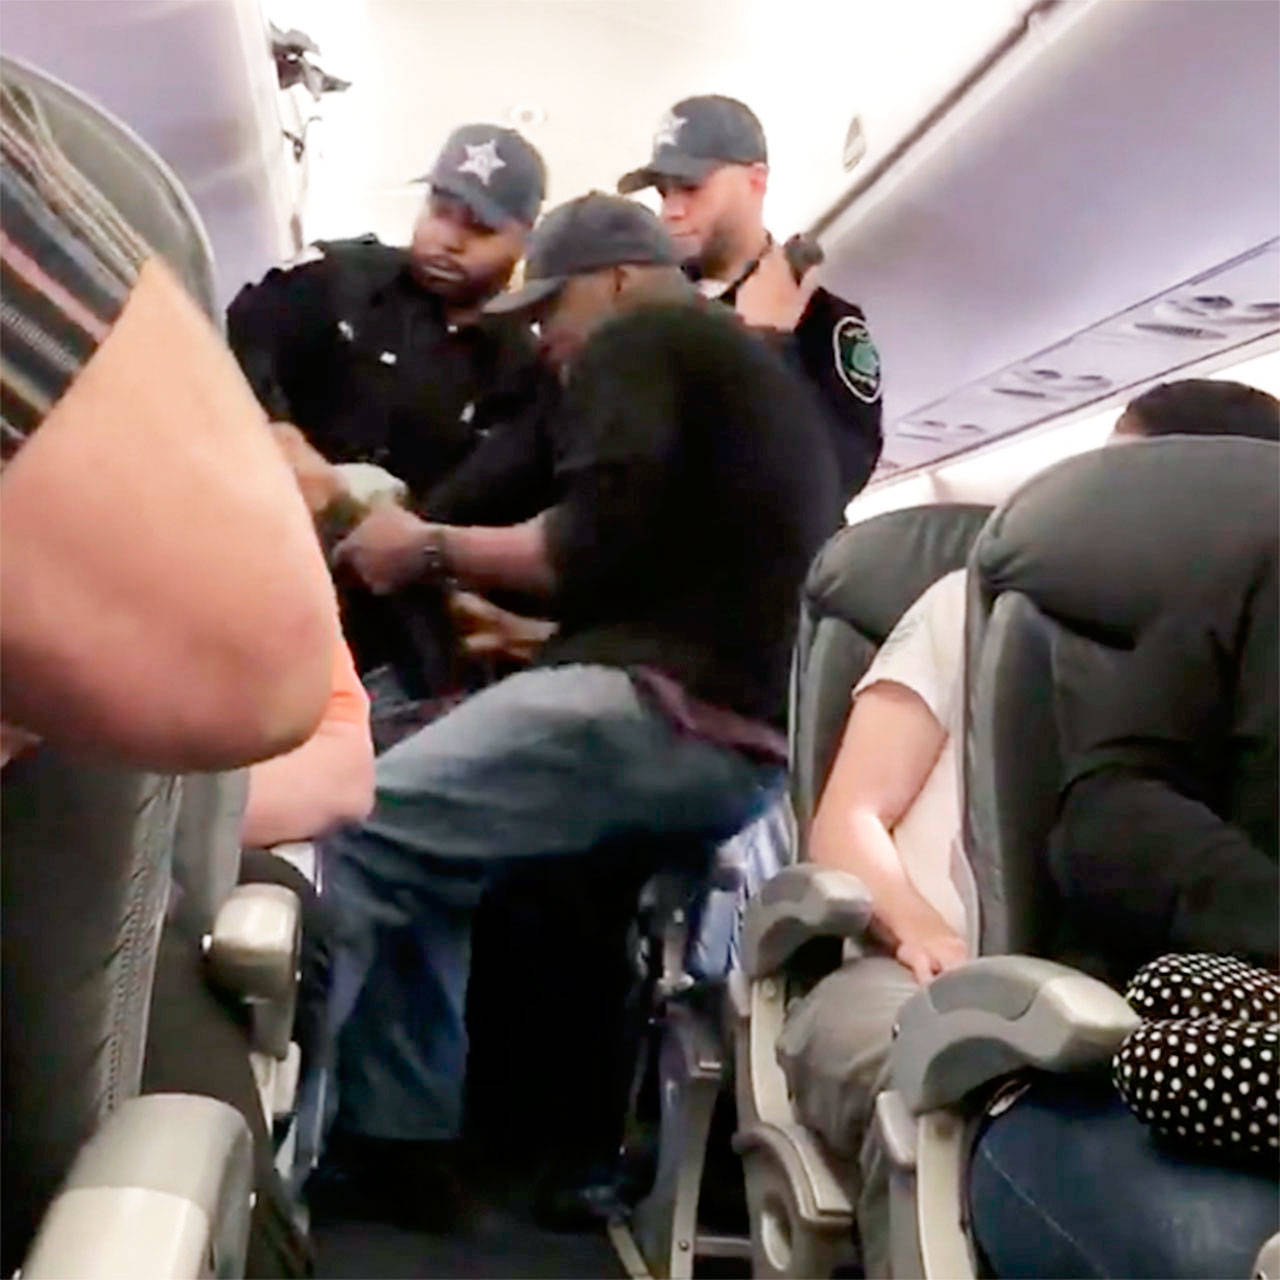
[313,194,838,1222]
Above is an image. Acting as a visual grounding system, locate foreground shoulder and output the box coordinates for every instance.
[1,78,147,462]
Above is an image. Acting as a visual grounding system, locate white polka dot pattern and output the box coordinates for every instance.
[1113,954,1279,1160]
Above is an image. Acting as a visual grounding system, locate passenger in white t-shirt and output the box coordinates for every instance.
[839,568,974,968]
[777,567,972,1277]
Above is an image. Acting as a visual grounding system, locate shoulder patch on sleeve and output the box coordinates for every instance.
[833,314,882,404]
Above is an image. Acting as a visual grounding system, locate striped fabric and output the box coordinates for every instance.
[1,77,148,464]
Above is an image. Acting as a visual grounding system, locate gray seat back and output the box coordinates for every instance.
[1,756,181,1270]
[169,771,251,934]
[4,55,247,932]
[966,437,1280,956]
[1,54,217,316]
[790,505,992,840]
[0,55,224,1268]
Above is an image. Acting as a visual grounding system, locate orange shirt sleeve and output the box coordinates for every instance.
[324,639,369,729]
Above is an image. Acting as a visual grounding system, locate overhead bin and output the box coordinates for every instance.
[817,0,1280,469]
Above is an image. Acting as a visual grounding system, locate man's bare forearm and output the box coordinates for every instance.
[440,512,556,597]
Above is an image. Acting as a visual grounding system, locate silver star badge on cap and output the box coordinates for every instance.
[653,111,685,149]
[457,139,506,186]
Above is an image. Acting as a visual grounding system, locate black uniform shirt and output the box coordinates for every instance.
[713,261,884,500]
[226,237,559,694]
[540,299,841,726]
[226,236,557,526]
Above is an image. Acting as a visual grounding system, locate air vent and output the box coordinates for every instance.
[1131,320,1226,341]
[1004,368,1113,395]
[1156,295,1280,328]
[992,387,1051,400]
[914,417,986,435]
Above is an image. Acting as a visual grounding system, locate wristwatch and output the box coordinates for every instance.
[418,524,456,587]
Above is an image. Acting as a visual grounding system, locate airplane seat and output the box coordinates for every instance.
[2,753,255,1279]
[879,437,1279,1279]
[0,54,217,319]
[8,51,306,1145]
[2,54,267,1277]
[612,823,771,1280]
[170,773,305,1141]
[725,503,992,1280]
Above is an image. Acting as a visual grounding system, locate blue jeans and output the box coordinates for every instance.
[971,1074,1279,1278]
[321,664,779,1142]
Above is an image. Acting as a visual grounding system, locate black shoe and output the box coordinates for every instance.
[531,1150,655,1233]
[306,1133,473,1234]
[532,1162,626,1232]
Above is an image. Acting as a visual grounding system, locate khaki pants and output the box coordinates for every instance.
[777,954,919,1279]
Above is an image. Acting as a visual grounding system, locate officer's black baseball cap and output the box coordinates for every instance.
[617,95,767,195]
[417,124,546,229]
[485,192,680,315]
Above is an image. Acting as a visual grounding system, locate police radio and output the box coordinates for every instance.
[783,233,824,284]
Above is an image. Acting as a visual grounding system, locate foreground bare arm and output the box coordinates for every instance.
[0,262,338,770]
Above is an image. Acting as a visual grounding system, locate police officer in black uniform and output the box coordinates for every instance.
[227,124,557,695]
[618,95,884,497]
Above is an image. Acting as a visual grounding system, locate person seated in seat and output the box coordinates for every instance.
[0,73,337,772]
[971,565,1278,1280]
[308,192,841,1228]
[0,71,349,1279]
[775,378,1280,1277]
[1111,377,1279,444]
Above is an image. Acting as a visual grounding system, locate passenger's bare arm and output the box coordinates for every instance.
[241,643,373,846]
[808,681,968,982]
[242,716,375,846]
[0,261,338,770]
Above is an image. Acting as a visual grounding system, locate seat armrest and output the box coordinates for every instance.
[204,882,300,1058]
[740,865,874,979]
[23,1094,254,1279]
[890,955,1139,1114]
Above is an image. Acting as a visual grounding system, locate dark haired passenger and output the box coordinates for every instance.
[1113,377,1280,441]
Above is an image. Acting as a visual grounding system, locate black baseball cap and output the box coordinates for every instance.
[617,95,767,195]
[485,192,680,315]
[417,124,546,229]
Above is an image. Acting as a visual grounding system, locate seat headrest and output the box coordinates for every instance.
[805,504,993,642]
[1,55,216,318]
[975,438,1279,640]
